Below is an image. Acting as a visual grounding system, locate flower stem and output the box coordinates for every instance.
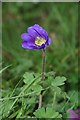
[39,49,45,108]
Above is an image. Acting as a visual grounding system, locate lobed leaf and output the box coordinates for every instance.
[34,107,62,118]
[52,76,67,87]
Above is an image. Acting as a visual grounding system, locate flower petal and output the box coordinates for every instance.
[22,41,39,50]
[21,33,34,41]
[33,24,48,40]
[47,37,52,45]
[68,109,78,118]
[28,27,40,39]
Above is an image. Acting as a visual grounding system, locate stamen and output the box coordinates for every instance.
[35,37,46,46]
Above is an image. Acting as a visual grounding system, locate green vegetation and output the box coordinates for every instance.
[1,2,79,119]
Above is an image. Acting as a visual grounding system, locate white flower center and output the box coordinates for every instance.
[35,37,46,46]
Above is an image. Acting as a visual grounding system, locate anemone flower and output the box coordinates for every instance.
[21,24,51,50]
[21,24,52,108]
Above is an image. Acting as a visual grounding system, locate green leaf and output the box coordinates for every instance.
[34,107,62,118]
[23,72,41,85]
[52,86,62,95]
[1,100,13,118]
[9,109,20,118]
[68,90,78,106]
[0,64,12,74]
[52,76,66,87]
[45,71,56,77]
[32,85,42,95]
[34,107,45,118]
[16,108,22,118]
[42,76,53,88]
[23,72,35,84]
[27,97,36,104]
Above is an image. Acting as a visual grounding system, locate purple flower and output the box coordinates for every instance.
[67,108,80,120]
[21,24,52,50]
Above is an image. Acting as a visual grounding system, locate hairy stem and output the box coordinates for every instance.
[39,49,46,108]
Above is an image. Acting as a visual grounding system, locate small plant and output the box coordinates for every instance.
[21,24,52,108]
[20,24,66,118]
[1,24,78,119]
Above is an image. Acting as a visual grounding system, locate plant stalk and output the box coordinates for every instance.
[39,49,45,108]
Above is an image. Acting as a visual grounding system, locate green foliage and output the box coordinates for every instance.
[34,107,62,118]
[68,90,78,108]
[1,71,77,119]
[23,72,41,84]
[1,2,79,119]
[0,64,12,74]
[52,76,66,86]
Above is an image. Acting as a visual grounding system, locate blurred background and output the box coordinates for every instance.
[2,2,78,94]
